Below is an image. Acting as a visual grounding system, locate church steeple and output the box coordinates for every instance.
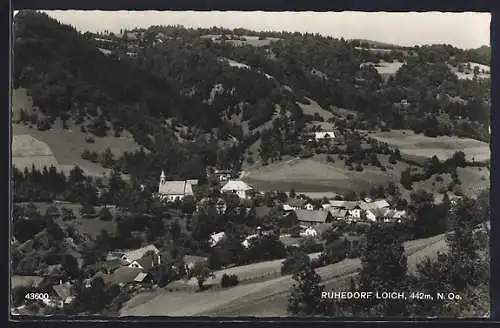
[160,170,166,185]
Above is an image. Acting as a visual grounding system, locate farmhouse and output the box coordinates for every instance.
[329,208,348,220]
[283,198,307,211]
[214,169,232,182]
[112,244,161,264]
[295,209,332,225]
[209,232,226,247]
[157,171,195,202]
[51,281,76,308]
[314,131,336,141]
[329,200,360,210]
[221,179,253,199]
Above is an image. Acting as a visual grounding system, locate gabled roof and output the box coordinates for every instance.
[134,272,150,283]
[159,181,194,196]
[329,208,348,218]
[221,180,253,191]
[186,179,199,186]
[287,198,306,208]
[314,131,336,139]
[295,209,330,223]
[135,255,158,271]
[52,283,74,300]
[109,267,143,285]
[329,200,359,209]
[122,244,160,262]
[313,223,333,236]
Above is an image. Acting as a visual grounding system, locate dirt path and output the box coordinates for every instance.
[120,234,445,317]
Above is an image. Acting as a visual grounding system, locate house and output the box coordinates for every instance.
[329,200,360,210]
[304,202,315,210]
[241,234,259,248]
[221,180,253,199]
[295,209,332,225]
[127,254,161,270]
[157,171,195,202]
[329,208,348,220]
[51,281,76,308]
[358,199,390,211]
[214,169,232,182]
[314,131,336,140]
[312,223,333,236]
[186,179,199,186]
[116,244,160,264]
[108,267,145,287]
[209,232,226,247]
[300,226,318,237]
[283,198,307,211]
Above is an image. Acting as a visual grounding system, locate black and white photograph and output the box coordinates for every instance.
[10,10,490,318]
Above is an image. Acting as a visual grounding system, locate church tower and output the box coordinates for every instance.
[160,170,166,185]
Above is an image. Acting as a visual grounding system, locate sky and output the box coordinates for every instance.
[36,11,490,49]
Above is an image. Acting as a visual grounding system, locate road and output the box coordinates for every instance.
[121,234,446,317]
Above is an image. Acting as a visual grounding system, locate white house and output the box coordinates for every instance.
[314,131,336,140]
[300,226,318,237]
[209,232,226,247]
[221,180,253,199]
[117,244,160,265]
[157,171,195,202]
[304,202,315,211]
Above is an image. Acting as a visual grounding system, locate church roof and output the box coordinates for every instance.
[159,181,194,196]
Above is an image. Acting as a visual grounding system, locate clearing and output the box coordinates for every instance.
[297,97,334,121]
[12,88,142,177]
[367,130,490,162]
[242,155,405,194]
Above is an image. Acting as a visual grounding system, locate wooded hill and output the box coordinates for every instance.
[12,11,491,183]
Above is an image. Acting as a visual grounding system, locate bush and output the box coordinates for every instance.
[99,207,113,221]
[326,155,335,163]
[85,136,95,143]
[220,274,239,288]
[80,203,97,218]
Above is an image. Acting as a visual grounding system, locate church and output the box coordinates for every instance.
[157,170,195,202]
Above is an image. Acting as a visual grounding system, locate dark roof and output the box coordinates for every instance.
[313,223,333,236]
[135,255,158,271]
[109,267,143,285]
[102,259,122,271]
[295,209,330,223]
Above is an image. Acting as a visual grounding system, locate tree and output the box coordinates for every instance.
[99,207,113,221]
[356,224,408,316]
[61,254,80,278]
[281,250,311,275]
[80,203,97,218]
[288,268,326,316]
[191,262,215,291]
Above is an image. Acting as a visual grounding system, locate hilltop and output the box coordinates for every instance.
[12,10,490,191]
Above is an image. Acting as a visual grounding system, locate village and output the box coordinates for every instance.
[12,152,465,315]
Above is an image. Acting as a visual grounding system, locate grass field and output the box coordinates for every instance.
[12,88,142,177]
[297,97,334,121]
[368,130,490,162]
[242,155,404,194]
